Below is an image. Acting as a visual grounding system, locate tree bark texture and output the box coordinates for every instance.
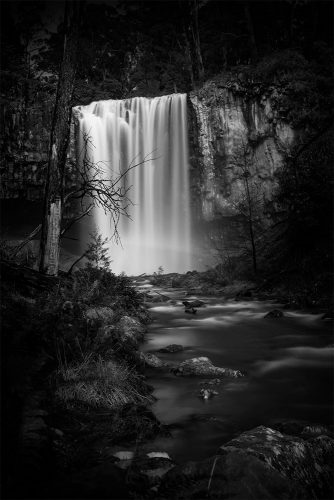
[39,1,81,275]
[243,1,258,62]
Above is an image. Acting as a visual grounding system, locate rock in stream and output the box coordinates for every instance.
[172,357,243,378]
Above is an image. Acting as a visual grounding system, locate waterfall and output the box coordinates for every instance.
[74,93,192,275]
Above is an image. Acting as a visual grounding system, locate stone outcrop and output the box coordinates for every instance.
[189,82,295,222]
[159,425,334,499]
[0,84,77,201]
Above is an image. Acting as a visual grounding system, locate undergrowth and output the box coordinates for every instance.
[33,265,147,363]
[55,354,153,410]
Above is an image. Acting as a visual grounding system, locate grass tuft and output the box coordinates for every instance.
[55,355,153,410]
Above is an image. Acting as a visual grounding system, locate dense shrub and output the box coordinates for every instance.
[33,266,145,363]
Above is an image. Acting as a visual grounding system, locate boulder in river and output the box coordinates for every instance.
[158,344,184,353]
[172,357,243,378]
[140,352,169,369]
[159,425,334,500]
[264,309,284,318]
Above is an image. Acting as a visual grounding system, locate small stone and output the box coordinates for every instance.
[264,309,284,318]
[147,452,171,459]
[113,451,135,460]
[199,388,219,399]
[158,344,184,353]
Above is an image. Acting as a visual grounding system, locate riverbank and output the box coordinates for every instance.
[1,262,167,498]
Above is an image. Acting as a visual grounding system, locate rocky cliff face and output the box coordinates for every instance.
[189,81,295,222]
[0,90,53,200]
[0,87,77,201]
[1,78,295,228]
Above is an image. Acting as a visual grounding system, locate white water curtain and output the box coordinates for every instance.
[75,93,192,275]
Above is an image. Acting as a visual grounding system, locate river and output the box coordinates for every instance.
[135,281,333,463]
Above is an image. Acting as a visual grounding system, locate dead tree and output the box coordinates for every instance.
[181,0,206,86]
[243,1,258,62]
[62,131,155,244]
[39,1,81,275]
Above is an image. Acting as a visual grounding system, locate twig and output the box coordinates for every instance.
[10,224,42,257]
[67,251,88,275]
[207,455,219,494]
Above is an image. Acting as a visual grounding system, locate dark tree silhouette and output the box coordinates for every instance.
[39,1,82,275]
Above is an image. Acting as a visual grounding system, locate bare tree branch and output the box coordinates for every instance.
[10,224,42,257]
[63,130,157,245]
[60,204,94,237]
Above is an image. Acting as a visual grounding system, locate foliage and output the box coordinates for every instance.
[85,231,112,270]
[34,263,145,364]
[275,129,333,263]
[241,48,333,130]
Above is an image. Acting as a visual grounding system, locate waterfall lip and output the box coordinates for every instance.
[73,92,188,114]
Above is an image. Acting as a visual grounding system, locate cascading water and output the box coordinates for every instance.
[74,93,192,275]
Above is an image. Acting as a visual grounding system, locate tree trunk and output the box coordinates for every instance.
[243,1,258,62]
[186,0,204,84]
[39,1,81,275]
[244,175,257,274]
[183,30,195,88]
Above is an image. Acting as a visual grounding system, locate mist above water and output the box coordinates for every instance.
[74,94,192,275]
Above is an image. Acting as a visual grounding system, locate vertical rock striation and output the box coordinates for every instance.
[189,82,295,221]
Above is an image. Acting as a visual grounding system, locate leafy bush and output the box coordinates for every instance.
[276,129,333,262]
[85,231,112,270]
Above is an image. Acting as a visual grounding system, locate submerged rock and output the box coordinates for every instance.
[199,378,222,386]
[158,344,184,353]
[150,293,170,303]
[183,300,205,308]
[159,425,334,500]
[185,308,197,314]
[172,357,243,378]
[264,309,284,318]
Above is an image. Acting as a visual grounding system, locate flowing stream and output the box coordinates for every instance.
[74,94,192,275]
[136,281,333,462]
